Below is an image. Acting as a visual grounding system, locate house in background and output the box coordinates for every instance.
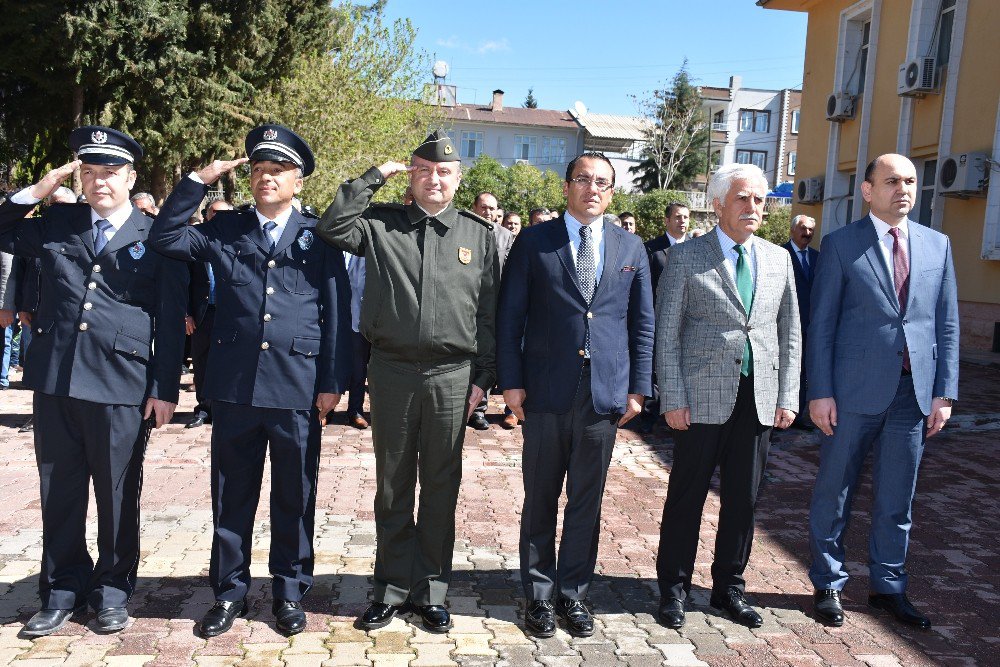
[759,0,1000,352]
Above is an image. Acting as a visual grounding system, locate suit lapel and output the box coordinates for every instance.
[246,214,273,256]
[905,219,924,312]
[707,231,745,314]
[98,210,146,258]
[273,211,305,256]
[551,217,588,303]
[73,209,96,259]
[861,216,900,313]
[592,220,620,302]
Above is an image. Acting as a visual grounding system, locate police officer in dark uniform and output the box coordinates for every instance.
[317,132,499,633]
[0,127,188,636]
[149,124,352,637]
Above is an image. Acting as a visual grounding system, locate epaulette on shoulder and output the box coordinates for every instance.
[370,202,405,211]
[459,210,493,230]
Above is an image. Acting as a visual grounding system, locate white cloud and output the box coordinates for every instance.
[476,38,510,55]
[435,35,462,49]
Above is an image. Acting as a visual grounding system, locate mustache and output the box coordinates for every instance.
[739,214,759,222]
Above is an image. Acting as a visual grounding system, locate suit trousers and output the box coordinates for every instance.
[808,373,925,594]
[33,392,148,610]
[190,305,215,418]
[656,374,772,601]
[520,364,619,602]
[367,354,473,606]
[209,401,321,602]
[347,330,371,417]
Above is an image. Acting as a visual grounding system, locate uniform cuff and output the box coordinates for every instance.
[10,188,40,205]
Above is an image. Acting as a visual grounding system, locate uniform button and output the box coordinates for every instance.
[37,327,43,333]
[83,302,93,310]
[267,260,276,268]
[266,286,275,295]
[79,322,89,331]
[736,358,742,364]
[261,342,270,350]
[88,282,97,290]
[586,312,593,319]
[263,314,272,322]
[578,349,585,356]
[93,264,101,273]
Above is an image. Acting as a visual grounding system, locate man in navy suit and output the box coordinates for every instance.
[0,127,188,635]
[644,201,690,301]
[150,125,352,638]
[807,154,959,629]
[781,215,819,426]
[497,152,654,638]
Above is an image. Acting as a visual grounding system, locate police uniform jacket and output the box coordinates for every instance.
[317,166,499,391]
[0,200,188,406]
[151,176,351,410]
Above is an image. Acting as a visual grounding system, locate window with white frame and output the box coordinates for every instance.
[917,159,937,227]
[514,135,537,162]
[542,136,566,165]
[738,109,770,133]
[737,149,768,172]
[937,0,956,67]
[739,110,754,132]
[857,20,872,95]
[788,151,797,176]
[461,131,483,159]
[790,109,800,134]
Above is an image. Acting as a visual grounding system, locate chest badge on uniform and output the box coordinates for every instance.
[298,229,314,250]
[458,247,472,264]
[129,242,145,260]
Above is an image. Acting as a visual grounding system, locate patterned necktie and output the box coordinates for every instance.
[889,227,911,371]
[735,244,754,377]
[263,220,277,252]
[577,225,597,356]
[94,218,112,254]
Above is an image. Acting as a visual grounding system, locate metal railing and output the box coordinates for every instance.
[711,122,728,132]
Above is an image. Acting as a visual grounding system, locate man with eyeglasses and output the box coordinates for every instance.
[497,152,653,638]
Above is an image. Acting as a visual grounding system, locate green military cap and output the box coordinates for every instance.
[412,131,458,162]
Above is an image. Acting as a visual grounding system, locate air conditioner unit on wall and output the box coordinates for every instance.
[897,57,938,96]
[826,91,856,122]
[937,152,990,197]
[797,177,824,204]
[514,159,530,166]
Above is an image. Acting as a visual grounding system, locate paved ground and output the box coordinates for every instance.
[0,361,997,666]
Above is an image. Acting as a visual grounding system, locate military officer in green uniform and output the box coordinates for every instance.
[317,132,498,633]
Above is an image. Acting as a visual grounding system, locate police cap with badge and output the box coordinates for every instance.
[246,124,315,177]
[412,131,458,163]
[69,126,144,165]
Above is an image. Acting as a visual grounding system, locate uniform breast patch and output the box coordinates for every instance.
[129,242,145,260]
[458,247,472,264]
[298,229,314,250]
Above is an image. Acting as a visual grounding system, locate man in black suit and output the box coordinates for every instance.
[0,127,188,635]
[185,199,233,429]
[644,201,690,301]
[781,215,818,427]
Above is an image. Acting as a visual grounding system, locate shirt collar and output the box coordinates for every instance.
[715,224,754,253]
[564,211,604,241]
[667,232,685,244]
[90,203,133,230]
[869,212,908,240]
[406,202,458,228]
[255,206,294,229]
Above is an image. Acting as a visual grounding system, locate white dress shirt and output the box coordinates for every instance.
[254,206,292,245]
[869,213,910,276]
[715,225,757,303]
[564,212,605,285]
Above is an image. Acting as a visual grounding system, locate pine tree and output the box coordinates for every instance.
[523,88,538,109]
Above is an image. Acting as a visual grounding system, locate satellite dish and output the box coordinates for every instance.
[433,60,449,79]
[573,100,588,117]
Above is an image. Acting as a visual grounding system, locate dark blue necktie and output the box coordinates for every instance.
[94,219,112,254]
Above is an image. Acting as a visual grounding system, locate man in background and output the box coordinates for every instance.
[782,214,818,427]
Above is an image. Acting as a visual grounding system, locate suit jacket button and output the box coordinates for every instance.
[78,322,88,331]
[93,264,102,273]
[37,328,42,333]
[261,342,270,350]
[267,260,276,268]
[266,286,275,295]
[88,282,97,290]
[83,302,93,310]
[263,314,272,322]
[587,312,594,319]
[578,349,585,356]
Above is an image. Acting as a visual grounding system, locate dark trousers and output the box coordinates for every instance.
[367,354,472,606]
[209,401,321,602]
[33,392,148,610]
[190,306,215,418]
[347,330,371,417]
[520,364,619,602]
[656,374,772,601]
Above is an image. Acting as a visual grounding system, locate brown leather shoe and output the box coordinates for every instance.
[502,414,519,429]
[350,415,369,429]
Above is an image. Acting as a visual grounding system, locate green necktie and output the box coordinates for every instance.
[735,244,754,376]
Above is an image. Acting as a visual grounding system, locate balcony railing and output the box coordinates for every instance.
[711,122,728,132]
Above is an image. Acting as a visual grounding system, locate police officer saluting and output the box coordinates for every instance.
[317,132,499,633]
[0,127,188,635]
[150,125,352,637]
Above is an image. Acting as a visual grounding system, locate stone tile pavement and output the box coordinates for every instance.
[0,361,997,666]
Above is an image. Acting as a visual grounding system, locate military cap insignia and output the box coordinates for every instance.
[444,144,453,155]
[263,128,279,141]
[129,242,145,259]
[91,130,108,144]
[298,229,314,250]
[458,247,472,264]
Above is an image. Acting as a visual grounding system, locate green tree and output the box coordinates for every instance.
[630,60,708,191]
[758,205,792,245]
[523,88,538,109]
[454,156,566,218]
[631,189,690,241]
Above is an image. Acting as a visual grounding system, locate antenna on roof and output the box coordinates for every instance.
[573,100,588,117]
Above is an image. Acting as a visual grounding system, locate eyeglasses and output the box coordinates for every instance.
[569,176,614,192]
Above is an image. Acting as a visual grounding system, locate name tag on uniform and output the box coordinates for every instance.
[458,247,472,264]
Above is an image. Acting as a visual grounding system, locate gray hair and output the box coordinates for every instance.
[130,192,155,205]
[707,163,768,206]
[790,214,816,231]
[47,186,76,204]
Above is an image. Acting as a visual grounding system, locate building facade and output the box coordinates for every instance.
[760,0,1000,352]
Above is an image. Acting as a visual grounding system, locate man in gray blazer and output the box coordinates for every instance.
[807,154,959,630]
[654,163,800,629]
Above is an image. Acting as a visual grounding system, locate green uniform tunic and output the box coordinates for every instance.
[317,166,499,605]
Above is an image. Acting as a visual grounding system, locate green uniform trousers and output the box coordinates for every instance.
[368,352,473,606]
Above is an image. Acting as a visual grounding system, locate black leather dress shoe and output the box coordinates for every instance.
[96,607,130,632]
[556,598,594,637]
[359,602,408,631]
[413,605,452,633]
[21,605,85,636]
[710,587,763,628]
[814,589,844,627]
[186,412,210,429]
[657,598,685,629]
[18,418,33,433]
[200,599,247,637]
[868,593,931,629]
[272,600,306,635]
[467,414,489,431]
[524,600,556,638]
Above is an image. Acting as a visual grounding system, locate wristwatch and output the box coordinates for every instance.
[933,397,954,406]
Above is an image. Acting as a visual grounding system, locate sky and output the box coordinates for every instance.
[377,0,809,117]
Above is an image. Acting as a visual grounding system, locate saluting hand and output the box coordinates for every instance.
[28,160,82,201]
[377,161,414,180]
[196,158,249,186]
